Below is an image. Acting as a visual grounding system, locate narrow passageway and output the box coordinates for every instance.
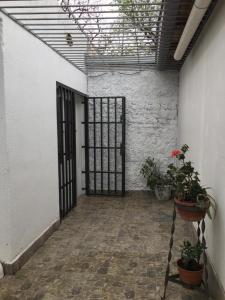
[0,193,208,300]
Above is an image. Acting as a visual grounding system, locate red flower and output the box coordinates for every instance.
[171,149,182,158]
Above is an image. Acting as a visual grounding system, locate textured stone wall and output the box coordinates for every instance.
[88,70,178,190]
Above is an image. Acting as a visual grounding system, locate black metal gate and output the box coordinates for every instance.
[56,83,77,219]
[84,97,125,196]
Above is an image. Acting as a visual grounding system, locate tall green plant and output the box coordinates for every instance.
[168,145,216,219]
[140,157,170,190]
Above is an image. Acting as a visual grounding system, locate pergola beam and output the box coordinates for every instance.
[156,0,181,70]
[0,0,216,72]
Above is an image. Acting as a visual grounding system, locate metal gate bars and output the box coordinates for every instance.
[56,83,77,219]
[84,97,126,196]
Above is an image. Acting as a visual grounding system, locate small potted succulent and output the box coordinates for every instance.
[140,157,171,201]
[167,145,216,221]
[178,240,206,286]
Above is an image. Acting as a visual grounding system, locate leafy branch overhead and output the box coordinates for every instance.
[115,0,160,45]
[60,0,161,56]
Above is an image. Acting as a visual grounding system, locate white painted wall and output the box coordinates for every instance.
[88,70,178,190]
[178,0,225,292]
[0,18,12,263]
[0,12,87,263]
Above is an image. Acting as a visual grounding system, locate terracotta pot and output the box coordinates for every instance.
[177,259,203,286]
[174,198,207,222]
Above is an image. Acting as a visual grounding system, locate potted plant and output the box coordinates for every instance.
[140,157,171,201]
[177,240,205,286]
[167,145,216,221]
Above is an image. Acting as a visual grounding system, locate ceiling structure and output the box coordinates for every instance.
[0,0,217,73]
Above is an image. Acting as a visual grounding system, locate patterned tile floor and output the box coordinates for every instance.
[0,192,210,300]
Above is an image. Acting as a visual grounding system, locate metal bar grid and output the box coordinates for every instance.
[107,97,110,193]
[84,97,125,196]
[100,98,103,193]
[0,0,217,72]
[84,97,90,195]
[56,82,77,219]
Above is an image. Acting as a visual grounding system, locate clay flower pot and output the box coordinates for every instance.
[174,198,208,222]
[177,259,203,286]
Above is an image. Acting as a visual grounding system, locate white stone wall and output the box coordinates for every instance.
[88,70,178,190]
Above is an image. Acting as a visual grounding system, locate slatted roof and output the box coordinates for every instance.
[0,0,217,73]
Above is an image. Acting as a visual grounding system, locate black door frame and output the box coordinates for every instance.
[56,82,87,219]
[84,96,126,196]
